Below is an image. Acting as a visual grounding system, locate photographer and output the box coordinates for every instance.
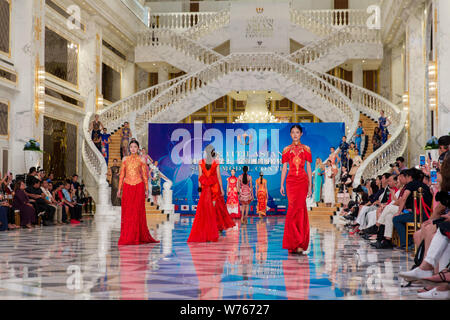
[390,157,407,176]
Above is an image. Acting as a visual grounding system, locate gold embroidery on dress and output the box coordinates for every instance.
[118,154,149,190]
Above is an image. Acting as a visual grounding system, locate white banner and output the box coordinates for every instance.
[230,0,290,54]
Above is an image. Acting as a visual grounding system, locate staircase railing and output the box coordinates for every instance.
[149,11,224,30]
[288,25,381,66]
[135,53,359,137]
[120,0,149,27]
[137,29,223,65]
[308,72,407,186]
[183,9,230,41]
[81,76,186,207]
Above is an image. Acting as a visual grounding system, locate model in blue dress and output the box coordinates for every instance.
[378,110,391,144]
[354,121,365,155]
[313,158,324,203]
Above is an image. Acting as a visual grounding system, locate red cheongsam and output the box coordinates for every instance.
[281,143,312,252]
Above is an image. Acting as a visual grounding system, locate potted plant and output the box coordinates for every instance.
[23,139,43,171]
[424,136,439,161]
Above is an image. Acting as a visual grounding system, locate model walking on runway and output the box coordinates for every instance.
[280,125,312,254]
[117,140,159,245]
[188,145,234,242]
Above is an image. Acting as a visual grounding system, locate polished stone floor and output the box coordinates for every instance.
[0,215,421,300]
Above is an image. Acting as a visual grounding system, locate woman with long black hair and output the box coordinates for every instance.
[280,125,312,255]
[238,166,253,224]
[117,139,159,245]
[256,171,268,218]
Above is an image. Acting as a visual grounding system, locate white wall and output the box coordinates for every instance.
[291,0,333,10]
[349,0,380,10]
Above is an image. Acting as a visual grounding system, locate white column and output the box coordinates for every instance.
[437,0,450,136]
[406,7,427,165]
[121,60,136,98]
[10,0,44,175]
[158,64,169,84]
[352,61,364,88]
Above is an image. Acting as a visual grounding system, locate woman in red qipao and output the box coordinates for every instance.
[226,169,241,219]
[117,139,159,245]
[188,145,234,242]
[280,125,313,255]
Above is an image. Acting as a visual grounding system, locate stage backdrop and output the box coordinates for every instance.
[229,0,290,54]
[149,123,345,214]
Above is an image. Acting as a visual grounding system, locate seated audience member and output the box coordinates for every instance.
[62,181,82,224]
[53,183,69,224]
[393,168,433,249]
[399,212,449,299]
[12,181,36,229]
[438,135,450,167]
[0,192,18,230]
[370,174,405,248]
[46,173,54,184]
[26,167,38,187]
[41,180,63,225]
[355,173,392,235]
[339,166,352,192]
[25,178,55,226]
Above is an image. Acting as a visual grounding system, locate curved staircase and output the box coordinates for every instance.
[82,7,407,217]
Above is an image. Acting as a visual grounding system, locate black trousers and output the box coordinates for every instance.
[32,201,55,222]
[68,205,82,221]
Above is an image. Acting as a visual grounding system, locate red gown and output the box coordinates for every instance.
[188,159,220,242]
[282,143,312,252]
[226,176,241,219]
[204,159,234,232]
[118,154,159,245]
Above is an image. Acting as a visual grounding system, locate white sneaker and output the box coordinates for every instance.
[417,288,450,299]
[399,268,433,281]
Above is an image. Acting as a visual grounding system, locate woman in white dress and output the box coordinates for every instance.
[323,160,336,207]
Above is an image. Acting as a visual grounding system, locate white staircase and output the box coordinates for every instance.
[82,6,407,213]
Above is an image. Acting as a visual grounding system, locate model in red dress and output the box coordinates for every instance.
[188,145,234,242]
[280,125,313,254]
[117,140,159,245]
[226,169,241,219]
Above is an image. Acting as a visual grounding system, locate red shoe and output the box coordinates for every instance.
[349,228,360,235]
[70,219,81,224]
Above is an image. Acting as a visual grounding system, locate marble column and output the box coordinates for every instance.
[158,64,169,84]
[379,48,392,101]
[121,60,136,98]
[436,0,450,136]
[391,43,405,106]
[80,18,103,115]
[352,61,363,88]
[9,0,45,175]
[406,6,427,166]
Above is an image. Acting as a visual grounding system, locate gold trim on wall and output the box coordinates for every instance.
[0,0,12,59]
[0,98,10,140]
[44,25,80,90]
[0,64,18,85]
[43,114,79,175]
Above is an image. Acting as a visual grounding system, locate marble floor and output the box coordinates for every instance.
[0,215,421,300]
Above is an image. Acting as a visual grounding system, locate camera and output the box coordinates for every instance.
[389,163,399,168]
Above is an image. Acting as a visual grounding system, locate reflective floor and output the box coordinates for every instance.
[0,215,420,300]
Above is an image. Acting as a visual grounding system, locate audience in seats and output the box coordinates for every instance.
[13,181,36,229]
[353,173,391,235]
[25,178,55,226]
[399,155,450,299]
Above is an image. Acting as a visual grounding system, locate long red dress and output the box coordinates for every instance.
[118,154,159,245]
[282,143,312,253]
[188,159,220,242]
[226,176,241,219]
[205,159,234,232]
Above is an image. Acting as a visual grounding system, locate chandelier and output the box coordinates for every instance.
[233,93,281,123]
[234,111,280,123]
